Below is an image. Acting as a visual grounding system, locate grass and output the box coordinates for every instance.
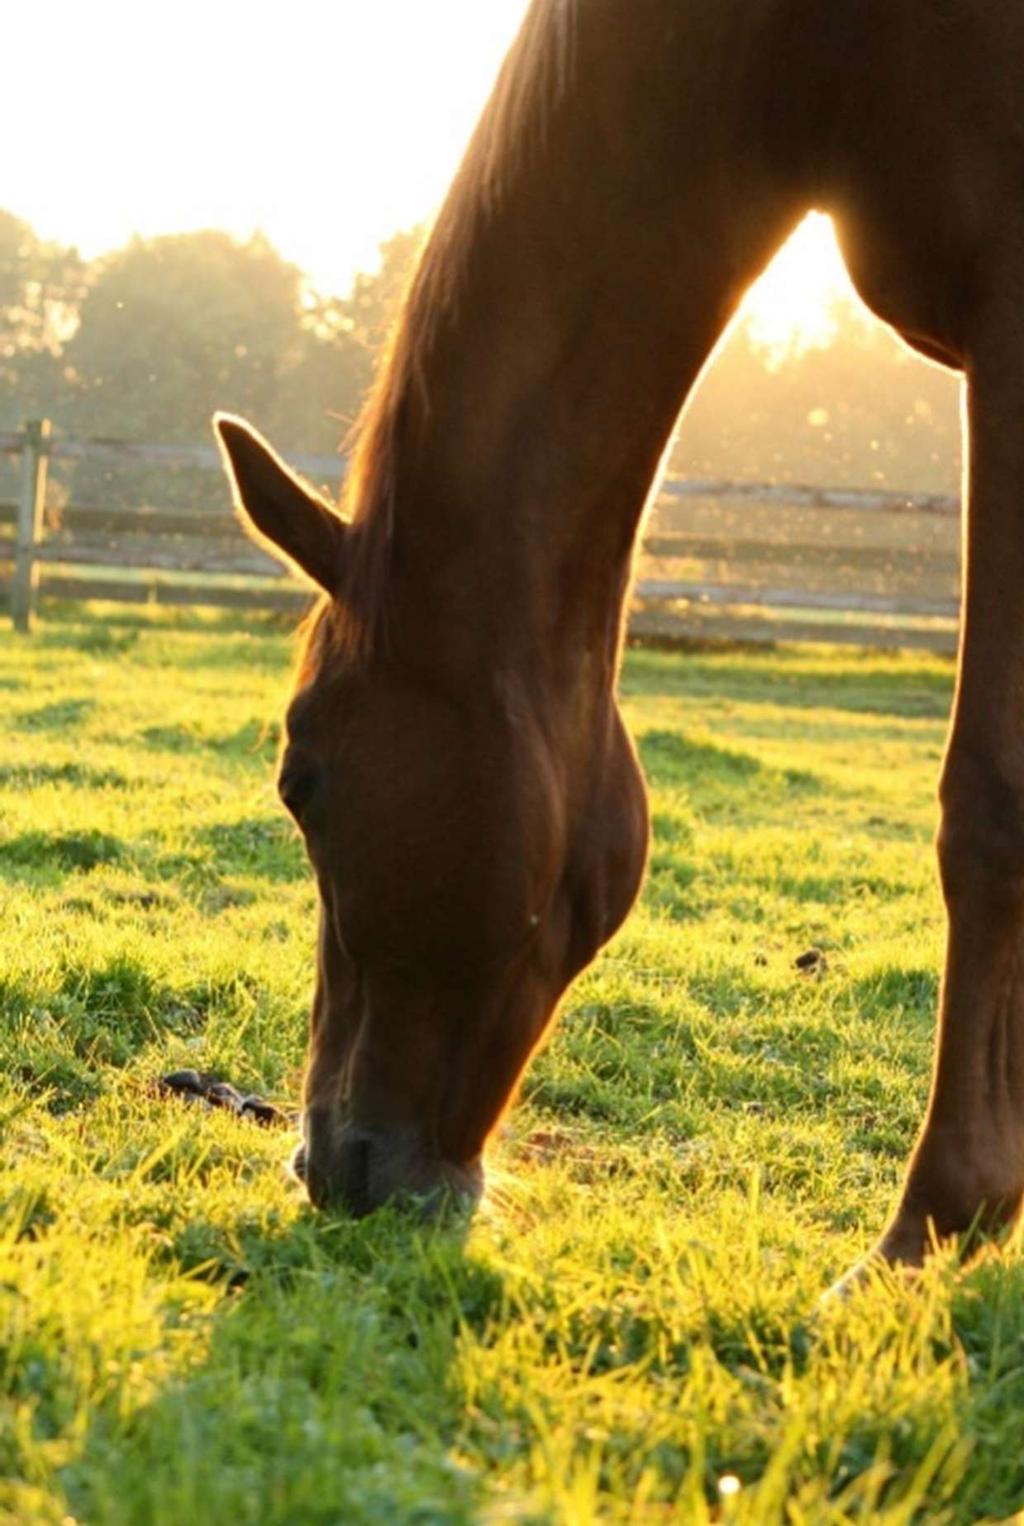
[1,606,1022,1523]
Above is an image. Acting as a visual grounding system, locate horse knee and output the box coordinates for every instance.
[937,750,1024,904]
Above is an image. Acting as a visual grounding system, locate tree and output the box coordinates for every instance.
[344,226,425,362]
[66,231,337,443]
[0,210,83,430]
[0,208,963,509]
[59,229,380,504]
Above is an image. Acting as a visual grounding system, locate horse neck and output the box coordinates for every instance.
[372,0,806,681]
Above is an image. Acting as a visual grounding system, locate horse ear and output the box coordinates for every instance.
[214,414,346,594]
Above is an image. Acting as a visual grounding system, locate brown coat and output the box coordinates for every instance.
[218,0,1024,1274]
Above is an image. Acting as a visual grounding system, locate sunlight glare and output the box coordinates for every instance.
[738,213,861,364]
[0,0,533,296]
[4,3,865,344]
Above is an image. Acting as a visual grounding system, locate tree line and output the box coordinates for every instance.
[1,206,961,509]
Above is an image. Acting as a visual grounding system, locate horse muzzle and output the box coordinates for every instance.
[293,1117,484,1218]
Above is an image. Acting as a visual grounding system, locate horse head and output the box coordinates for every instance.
[215,415,648,1216]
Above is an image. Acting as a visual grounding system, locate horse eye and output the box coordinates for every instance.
[278,766,320,821]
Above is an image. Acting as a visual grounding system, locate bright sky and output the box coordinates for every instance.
[3,0,856,345]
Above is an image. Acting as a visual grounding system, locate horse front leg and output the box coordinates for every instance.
[876,304,1024,1268]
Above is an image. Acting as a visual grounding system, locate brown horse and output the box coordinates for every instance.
[216,0,1024,1274]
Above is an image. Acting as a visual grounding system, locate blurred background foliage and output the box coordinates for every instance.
[0,206,962,509]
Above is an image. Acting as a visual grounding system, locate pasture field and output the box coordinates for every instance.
[2,608,1023,1524]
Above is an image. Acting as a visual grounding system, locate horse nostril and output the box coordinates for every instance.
[300,1112,377,1214]
[301,1122,484,1218]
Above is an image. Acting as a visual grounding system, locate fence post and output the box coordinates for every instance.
[12,418,50,633]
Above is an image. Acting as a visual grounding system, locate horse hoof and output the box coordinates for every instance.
[820,1248,924,1307]
[820,1258,877,1305]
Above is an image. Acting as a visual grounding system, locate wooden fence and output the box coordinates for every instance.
[0,421,961,652]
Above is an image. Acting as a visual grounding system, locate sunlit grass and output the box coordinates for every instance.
[2,608,1022,1523]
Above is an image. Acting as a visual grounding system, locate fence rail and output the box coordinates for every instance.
[0,420,962,651]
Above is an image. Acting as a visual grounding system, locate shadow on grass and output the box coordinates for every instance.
[0,829,128,881]
[15,697,96,731]
[211,718,282,760]
[138,721,280,762]
[0,956,275,1103]
[36,1193,1024,1523]
[63,1205,495,1523]
[34,624,141,656]
[639,729,763,787]
[0,761,130,790]
[0,827,299,909]
[638,729,824,797]
[140,723,203,753]
[36,604,293,639]
[847,965,939,1022]
[756,868,913,905]
[35,604,299,671]
[622,648,955,721]
[192,818,306,883]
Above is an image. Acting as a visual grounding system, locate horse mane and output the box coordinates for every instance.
[318,0,580,664]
